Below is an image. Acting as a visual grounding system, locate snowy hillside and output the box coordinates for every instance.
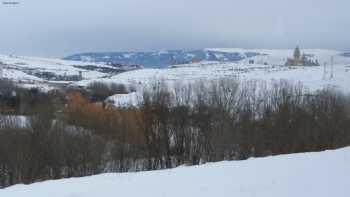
[0,54,140,87]
[74,49,350,107]
[1,147,349,197]
[1,49,349,95]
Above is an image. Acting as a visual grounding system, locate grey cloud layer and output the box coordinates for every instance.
[0,0,349,57]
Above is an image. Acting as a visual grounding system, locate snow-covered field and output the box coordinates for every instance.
[0,54,111,81]
[74,49,350,107]
[1,49,350,103]
[1,147,349,197]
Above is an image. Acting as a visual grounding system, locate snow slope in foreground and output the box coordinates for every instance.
[1,147,349,197]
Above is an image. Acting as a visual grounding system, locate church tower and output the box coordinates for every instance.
[293,46,301,64]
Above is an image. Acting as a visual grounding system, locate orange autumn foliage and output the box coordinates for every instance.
[64,92,144,139]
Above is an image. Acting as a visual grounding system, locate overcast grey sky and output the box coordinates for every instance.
[0,0,349,57]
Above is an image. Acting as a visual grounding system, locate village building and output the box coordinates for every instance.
[285,46,320,66]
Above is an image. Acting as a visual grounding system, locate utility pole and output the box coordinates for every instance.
[0,62,3,79]
[323,62,327,80]
[79,71,83,80]
[330,56,334,79]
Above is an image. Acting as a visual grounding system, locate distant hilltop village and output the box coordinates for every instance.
[285,46,320,66]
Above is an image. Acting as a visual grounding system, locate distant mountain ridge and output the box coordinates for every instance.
[341,52,350,57]
[64,49,262,68]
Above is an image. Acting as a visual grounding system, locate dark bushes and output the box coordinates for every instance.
[1,79,350,188]
[87,82,128,102]
[0,120,105,188]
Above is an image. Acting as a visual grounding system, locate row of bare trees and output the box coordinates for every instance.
[1,79,350,187]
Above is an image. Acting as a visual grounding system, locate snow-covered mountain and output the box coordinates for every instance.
[64,49,262,68]
[341,52,350,57]
[1,147,349,197]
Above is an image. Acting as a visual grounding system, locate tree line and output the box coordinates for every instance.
[0,79,350,187]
